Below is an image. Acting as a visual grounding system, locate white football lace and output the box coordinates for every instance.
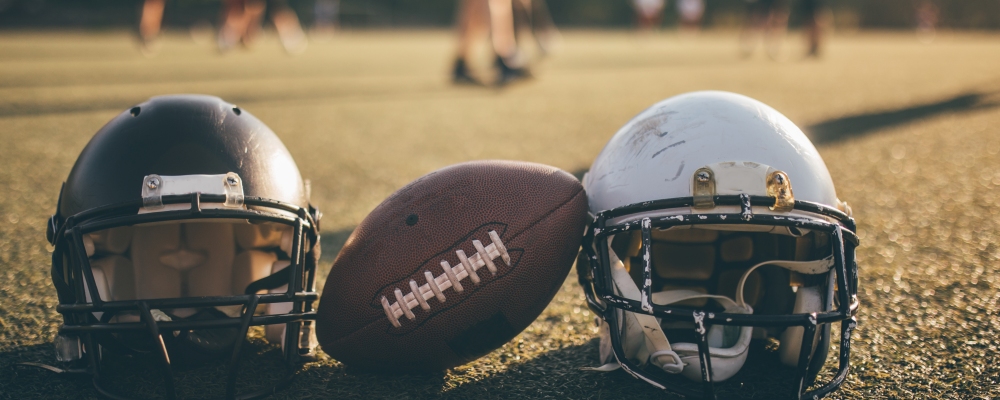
[381,230,511,328]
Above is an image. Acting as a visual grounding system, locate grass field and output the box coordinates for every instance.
[1,29,1000,399]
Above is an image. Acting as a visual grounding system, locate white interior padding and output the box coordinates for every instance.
[658,285,708,307]
[588,229,836,382]
[234,223,293,254]
[89,256,135,301]
[265,260,292,346]
[588,247,754,382]
[130,223,235,300]
[85,221,299,344]
[88,227,134,255]
[778,285,824,367]
[233,250,279,295]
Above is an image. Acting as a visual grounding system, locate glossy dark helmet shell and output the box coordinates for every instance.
[59,94,307,218]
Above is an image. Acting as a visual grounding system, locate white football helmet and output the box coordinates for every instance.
[578,91,859,399]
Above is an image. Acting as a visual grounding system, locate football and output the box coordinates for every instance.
[316,160,589,372]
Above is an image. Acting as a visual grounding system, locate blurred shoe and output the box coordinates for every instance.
[805,45,821,59]
[217,29,240,53]
[495,55,532,87]
[280,31,308,55]
[452,58,483,86]
[765,34,786,62]
[138,35,161,57]
[275,11,308,55]
[534,29,562,58]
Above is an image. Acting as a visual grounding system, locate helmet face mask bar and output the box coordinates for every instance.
[579,194,859,399]
[577,91,860,399]
[36,95,323,400]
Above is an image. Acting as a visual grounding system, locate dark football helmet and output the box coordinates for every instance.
[41,95,321,399]
[577,91,859,399]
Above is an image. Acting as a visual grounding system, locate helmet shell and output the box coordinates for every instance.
[584,91,838,213]
[59,94,307,217]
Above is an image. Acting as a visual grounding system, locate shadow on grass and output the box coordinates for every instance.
[1,343,93,399]
[298,338,824,399]
[435,340,821,400]
[287,342,612,399]
[2,333,299,399]
[807,90,1000,145]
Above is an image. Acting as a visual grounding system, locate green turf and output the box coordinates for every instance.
[1,29,999,399]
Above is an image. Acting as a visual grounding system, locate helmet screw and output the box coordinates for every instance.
[696,171,711,182]
[147,178,159,189]
[226,176,239,186]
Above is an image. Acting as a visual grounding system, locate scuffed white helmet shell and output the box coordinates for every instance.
[584,91,839,214]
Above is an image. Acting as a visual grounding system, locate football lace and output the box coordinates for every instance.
[380,230,511,328]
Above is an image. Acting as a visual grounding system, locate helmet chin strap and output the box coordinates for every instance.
[587,238,835,383]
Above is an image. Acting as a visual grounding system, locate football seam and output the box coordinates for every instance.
[324,185,585,345]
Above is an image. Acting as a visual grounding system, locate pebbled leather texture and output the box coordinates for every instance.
[316,160,588,372]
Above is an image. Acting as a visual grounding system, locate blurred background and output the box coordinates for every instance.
[1,0,998,30]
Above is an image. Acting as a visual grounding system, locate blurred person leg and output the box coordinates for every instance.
[677,0,704,34]
[139,0,165,55]
[219,0,251,51]
[801,0,826,57]
[511,0,532,52]
[631,0,664,32]
[313,0,340,35]
[763,0,789,60]
[915,0,939,43]
[269,0,307,54]
[510,0,557,58]
[218,0,265,51]
[524,0,560,56]
[242,0,266,44]
[511,0,540,46]
[739,0,767,57]
[489,0,531,85]
[453,0,490,85]
[740,0,791,59]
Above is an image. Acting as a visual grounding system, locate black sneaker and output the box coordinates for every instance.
[452,58,483,86]
[495,55,532,87]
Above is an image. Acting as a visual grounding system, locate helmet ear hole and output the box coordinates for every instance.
[129,106,140,116]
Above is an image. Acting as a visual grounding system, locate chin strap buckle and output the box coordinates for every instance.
[54,334,82,362]
[46,215,59,245]
[299,321,318,357]
[650,350,686,374]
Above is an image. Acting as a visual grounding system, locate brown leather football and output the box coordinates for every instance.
[316,160,588,372]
